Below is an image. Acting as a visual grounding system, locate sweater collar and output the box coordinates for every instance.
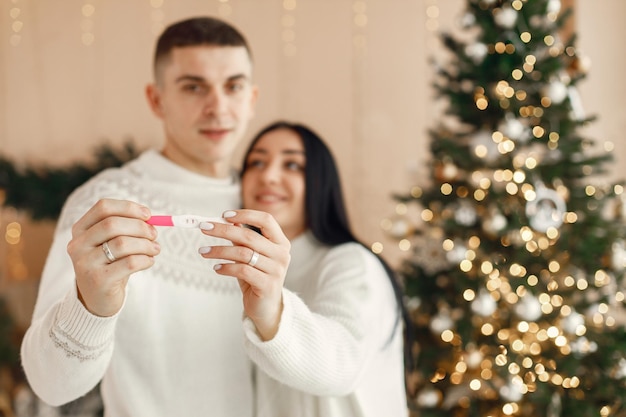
[288,231,324,269]
[133,149,237,186]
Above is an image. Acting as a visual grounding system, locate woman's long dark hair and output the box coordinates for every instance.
[241,121,416,373]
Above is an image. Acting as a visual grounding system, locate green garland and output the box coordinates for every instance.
[0,298,19,369]
[0,296,22,411]
[0,141,140,221]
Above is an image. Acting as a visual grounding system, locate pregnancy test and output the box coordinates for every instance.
[146,215,226,228]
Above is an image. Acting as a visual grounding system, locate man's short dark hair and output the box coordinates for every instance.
[153,16,251,80]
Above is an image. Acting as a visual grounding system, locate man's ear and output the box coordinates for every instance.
[145,83,164,119]
[248,85,259,119]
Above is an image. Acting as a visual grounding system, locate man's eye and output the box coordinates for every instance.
[227,83,244,93]
[183,84,206,94]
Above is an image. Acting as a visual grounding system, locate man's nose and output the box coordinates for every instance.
[203,90,228,115]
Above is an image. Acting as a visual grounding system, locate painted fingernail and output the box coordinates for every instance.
[198,246,211,254]
[199,222,214,231]
[223,210,237,218]
[214,264,223,271]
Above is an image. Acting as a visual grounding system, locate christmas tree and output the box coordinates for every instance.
[387,1,626,416]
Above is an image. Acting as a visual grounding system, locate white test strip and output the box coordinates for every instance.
[146,215,228,228]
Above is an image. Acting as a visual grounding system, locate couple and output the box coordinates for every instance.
[20,16,412,417]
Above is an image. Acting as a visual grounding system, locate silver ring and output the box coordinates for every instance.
[102,241,116,263]
[247,250,260,267]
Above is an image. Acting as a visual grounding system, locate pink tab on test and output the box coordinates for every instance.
[146,216,175,226]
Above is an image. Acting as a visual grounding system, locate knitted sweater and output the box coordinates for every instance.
[20,150,253,417]
[243,232,408,417]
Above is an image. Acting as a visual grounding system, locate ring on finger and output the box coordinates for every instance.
[247,250,260,267]
[102,241,116,263]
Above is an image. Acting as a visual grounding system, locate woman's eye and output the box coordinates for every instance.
[285,161,304,171]
[246,159,265,169]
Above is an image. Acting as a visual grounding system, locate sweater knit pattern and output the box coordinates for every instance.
[21,150,252,417]
[49,316,111,362]
[243,231,408,417]
[56,155,239,294]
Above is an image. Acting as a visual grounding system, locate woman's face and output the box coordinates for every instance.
[242,128,307,240]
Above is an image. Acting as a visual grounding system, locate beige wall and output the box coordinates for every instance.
[576,0,626,183]
[0,1,625,325]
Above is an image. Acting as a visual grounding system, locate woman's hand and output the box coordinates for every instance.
[198,209,291,341]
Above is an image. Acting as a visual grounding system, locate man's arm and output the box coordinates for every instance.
[21,198,159,406]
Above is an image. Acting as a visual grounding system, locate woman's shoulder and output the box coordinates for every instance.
[322,241,386,274]
[325,240,376,258]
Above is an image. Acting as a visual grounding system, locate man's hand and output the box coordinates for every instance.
[67,199,161,317]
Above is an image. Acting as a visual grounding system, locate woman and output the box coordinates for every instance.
[198,121,412,416]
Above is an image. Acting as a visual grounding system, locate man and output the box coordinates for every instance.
[21,17,258,417]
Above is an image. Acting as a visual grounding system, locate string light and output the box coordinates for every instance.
[379,1,440,256]
[352,0,367,57]
[426,1,439,38]
[349,0,373,254]
[4,222,21,245]
[2,208,28,281]
[398,239,411,251]
[282,0,297,57]
[148,0,165,35]
[81,1,96,46]
[9,0,22,46]
[217,0,232,19]
[371,241,383,254]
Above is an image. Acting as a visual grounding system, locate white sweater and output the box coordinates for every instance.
[243,232,409,417]
[20,150,253,417]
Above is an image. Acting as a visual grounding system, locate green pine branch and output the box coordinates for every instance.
[0,140,140,220]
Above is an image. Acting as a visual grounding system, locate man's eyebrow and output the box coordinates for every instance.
[175,75,205,84]
[175,73,250,84]
[249,148,305,155]
[227,73,250,82]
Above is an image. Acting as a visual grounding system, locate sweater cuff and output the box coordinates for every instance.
[50,286,120,361]
[243,288,294,350]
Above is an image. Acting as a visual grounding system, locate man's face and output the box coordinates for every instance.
[147,45,257,177]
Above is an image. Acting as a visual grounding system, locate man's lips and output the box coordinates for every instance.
[199,128,230,140]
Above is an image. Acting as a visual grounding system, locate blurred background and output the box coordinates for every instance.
[0,1,624,413]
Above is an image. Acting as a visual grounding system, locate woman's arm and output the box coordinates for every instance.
[244,245,394,396]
